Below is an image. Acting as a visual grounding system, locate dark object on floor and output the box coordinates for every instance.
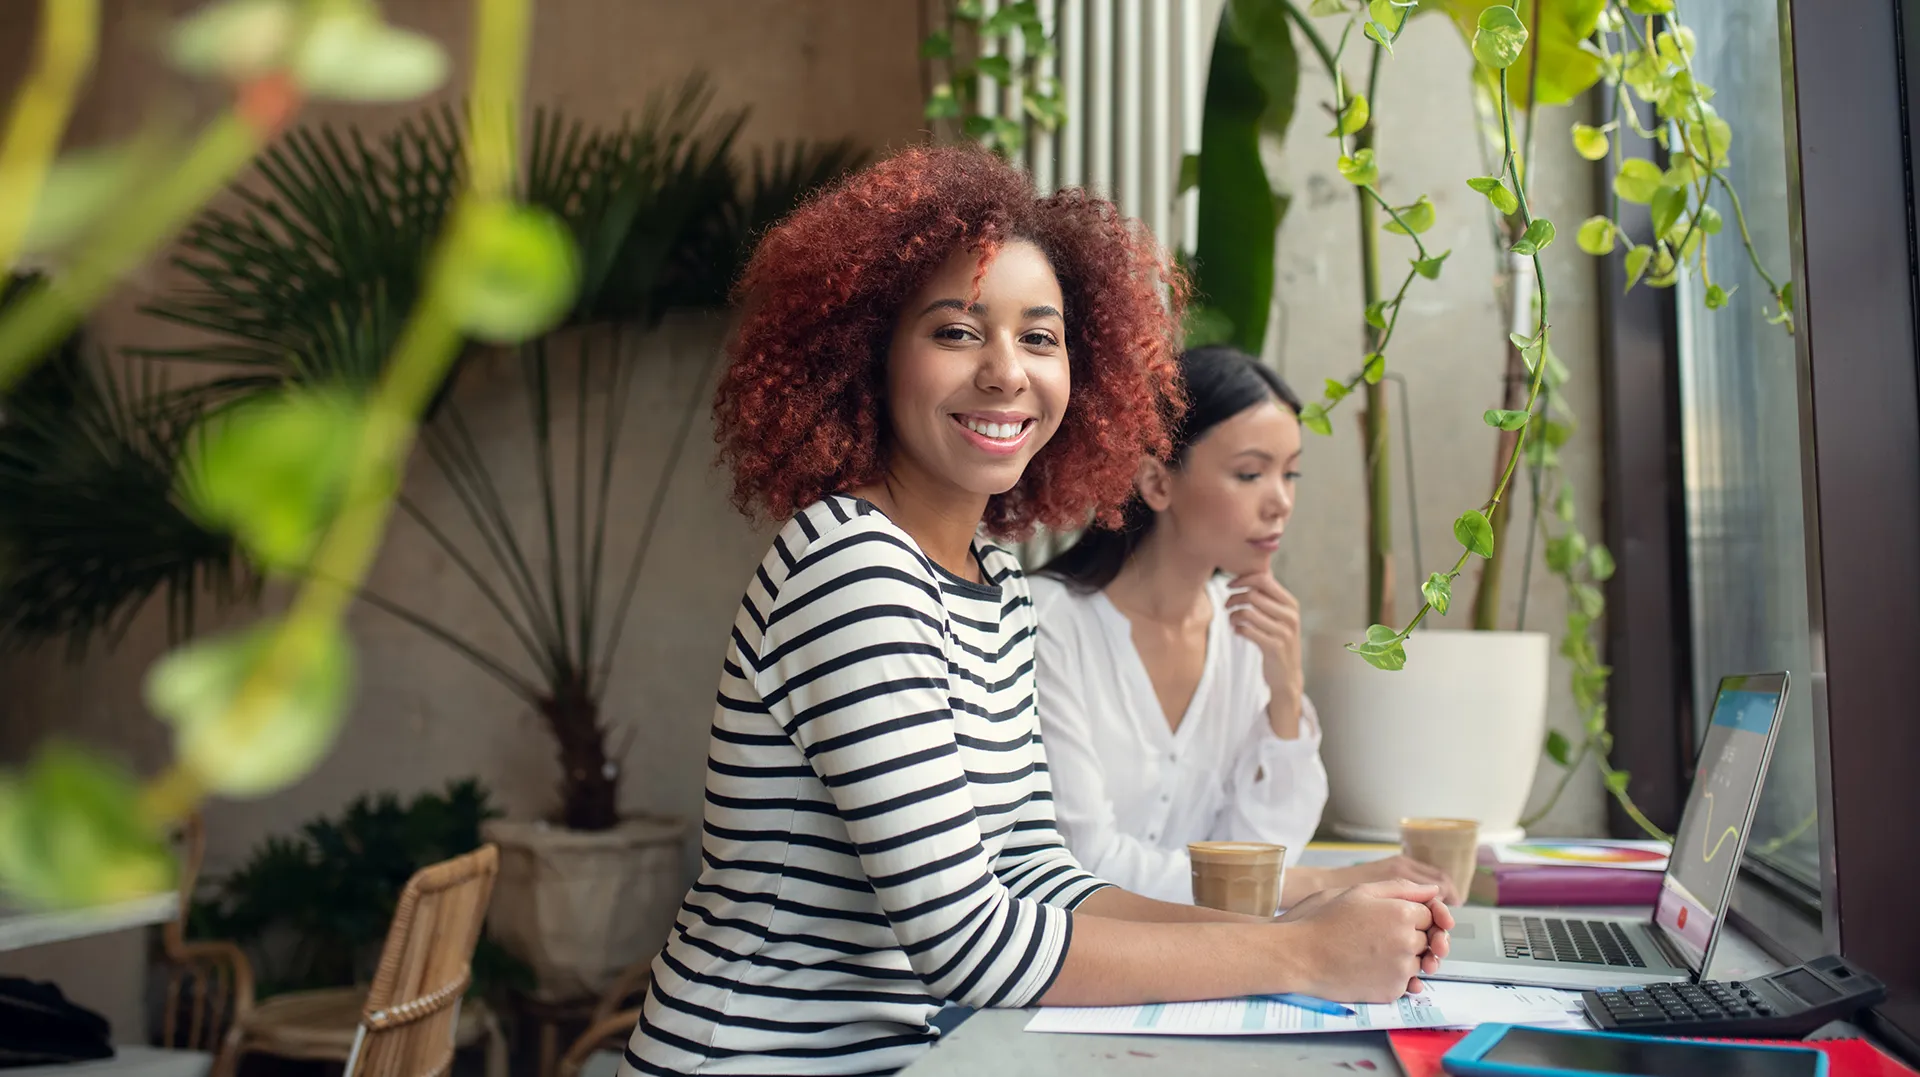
[0,976,114,1067]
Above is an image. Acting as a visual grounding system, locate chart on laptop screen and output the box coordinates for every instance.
[1654,683,1782,965]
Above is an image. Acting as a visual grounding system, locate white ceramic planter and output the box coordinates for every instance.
[1307,628,1549,844]
[483,815,686,1003]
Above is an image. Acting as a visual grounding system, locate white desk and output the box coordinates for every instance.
[0,892,175,953]
[901,908,1794,1076]
[904,839,1820,1076]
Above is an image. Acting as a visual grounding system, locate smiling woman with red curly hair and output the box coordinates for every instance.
[715,145,1180,538]
[620,147,1453,1077]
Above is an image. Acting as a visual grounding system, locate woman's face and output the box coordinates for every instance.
[1145,399,1302,577]
[881,239,1070,504]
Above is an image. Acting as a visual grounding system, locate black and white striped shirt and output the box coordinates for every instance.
[621,495,1110,1076]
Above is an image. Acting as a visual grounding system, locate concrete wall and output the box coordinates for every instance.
[0,0,1604,1039]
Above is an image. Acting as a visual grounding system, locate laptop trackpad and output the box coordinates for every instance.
[1451,922,1475,940]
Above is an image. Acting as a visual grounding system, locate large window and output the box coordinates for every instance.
[1673,1,1820,898]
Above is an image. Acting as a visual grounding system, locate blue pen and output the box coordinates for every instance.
[1261,992,1357,1017]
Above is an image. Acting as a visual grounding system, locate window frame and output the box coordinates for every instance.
[1599,0,1920,1055]
[1780,0,1920,1054]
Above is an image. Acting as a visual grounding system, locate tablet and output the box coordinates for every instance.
[1442,1024,1828,1077]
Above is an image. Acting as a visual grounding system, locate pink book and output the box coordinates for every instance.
[1469,855,1664,907]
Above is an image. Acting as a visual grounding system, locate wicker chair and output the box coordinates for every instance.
[552,958,651,1077]
[162,818,507,1077]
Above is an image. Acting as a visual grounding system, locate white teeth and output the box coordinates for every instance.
[962,417,1025,440]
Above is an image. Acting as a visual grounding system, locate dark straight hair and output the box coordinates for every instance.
[1037,345,1302,593]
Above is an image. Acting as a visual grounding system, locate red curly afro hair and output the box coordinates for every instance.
[713,145,1187,541]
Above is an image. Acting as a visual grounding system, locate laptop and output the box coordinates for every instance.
[1431,672,1790,990]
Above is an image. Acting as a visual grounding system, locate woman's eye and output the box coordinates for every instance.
[934,325,978,342]
[1236,472,1262,483]
[1284,471,1304,482]
[1022,330,1060,347]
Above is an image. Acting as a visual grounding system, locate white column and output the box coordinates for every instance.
[1119,0,1144,213]
[1061,0,1086,189]
[1089,0,1115,197]
[1146,0,1172,243]
[1033,0,1058,192]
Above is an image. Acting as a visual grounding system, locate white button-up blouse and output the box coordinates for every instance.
[1030,573,1330,904]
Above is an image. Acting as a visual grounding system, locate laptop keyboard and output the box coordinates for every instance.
[1499,915,1649,967]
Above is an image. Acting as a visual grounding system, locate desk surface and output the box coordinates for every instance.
[0,892,175,953]
[901,910,1785,1076]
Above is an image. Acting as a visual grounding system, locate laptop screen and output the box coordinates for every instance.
[1652,673,1789,972]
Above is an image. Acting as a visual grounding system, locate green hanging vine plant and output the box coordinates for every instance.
[1284,0,1792,839]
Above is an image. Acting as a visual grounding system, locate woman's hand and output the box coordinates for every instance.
[1225,570,1305,738]
[1322,855,1463,906]
[1276,880,1453,1002]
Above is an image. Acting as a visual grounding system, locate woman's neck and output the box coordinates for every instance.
[850,467,988,583]
[1105,525,1215,625]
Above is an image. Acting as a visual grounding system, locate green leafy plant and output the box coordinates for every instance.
[0,0,487,911]
[1275,0,1791,837]
[1,82,864,838]
[920,0,1064,157]
[187,779,531,998]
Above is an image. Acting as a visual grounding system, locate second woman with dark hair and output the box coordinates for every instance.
[1034,346,1461,908]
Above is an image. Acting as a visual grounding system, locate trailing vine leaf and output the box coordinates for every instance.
[1413,251,1450,279]
[1484,408,1531,431]
[1338,149,1380,186]
[146,620,354,798]
[1571,122,1610,160]
[1324,378,1353,403]
[1362,353,1386,384]
[1545,729,1572,766]
[1612,158,1663,203]
[1454,509,1495,558]
[1433,0,1607,110]
[1470,5,1530,71]
[1330,92,1370,136]
[0,744,176,910]
[1382,195,1435,234]
[1589,543,1616,581]
[1576,215,1616,255]
[1623,243,1653,290]
[1467,175,1519,214]
[1299,401,1333,436]
[1510,217,1556,254]
[1422,572,1454,615]
[1351,624,1408,671]
[1648,186,1687,241]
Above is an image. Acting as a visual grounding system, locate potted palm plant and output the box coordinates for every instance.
[0,78,863,1002]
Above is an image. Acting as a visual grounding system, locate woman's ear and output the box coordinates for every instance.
[1136,455,1175,513]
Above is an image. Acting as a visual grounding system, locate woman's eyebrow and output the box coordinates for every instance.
[920,298,982,317]
[918,299,1065,320]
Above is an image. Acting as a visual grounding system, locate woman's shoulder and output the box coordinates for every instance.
[764,495,939,593]
[1027,571,1102,619]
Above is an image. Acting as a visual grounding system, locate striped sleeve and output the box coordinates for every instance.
[750,518,1075,1009]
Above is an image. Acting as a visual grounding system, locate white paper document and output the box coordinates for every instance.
[1024,981,1590,1037]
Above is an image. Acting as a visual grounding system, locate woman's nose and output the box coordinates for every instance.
[975,333,1030,395]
